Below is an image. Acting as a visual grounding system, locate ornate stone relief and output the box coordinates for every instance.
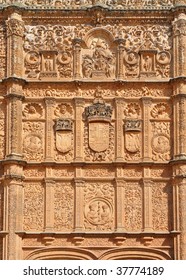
[54,103,74,161]
[0,185,3,231]
[53,167,74,177]
[23,183,44,231]
[122,168,142,178]
[0,25,6,80]
[24,24,74,79]
[84,183,114,231]
[84,167,115,177]
[150,104,171,161]
[23,122,44,161]
[122,25,172,79]
[82,37,115,79]
[0,102,5,159]
[123,103,142,161]
[124,182,142,231]
[0,0,174,9]
[23,103,43,119]
[24,84,170,98]
[24,167,45,178]
[152,182,172,231]
[54,183,74,231]
[84,97,114,162]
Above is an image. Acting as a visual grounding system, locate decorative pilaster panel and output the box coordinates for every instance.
[115,98,124,161]
[0,23,6,80]
[173,13,186,77]
[6,13,24,78]
[0,101,6,159]
[124,182,142,232]
[0,182,3,231]
[116,39,124,79]
[54,182,74,231]
[142,179,153,232]
[73,38,81,79]
[173,90,186,159]
[23,182,44,232]
[115,179,126,232]
[45,98,55,161]
[84,182,114,231]
[74,98,84,161]
[6,93,23,158]
[74,180,84,232]
[152,182,172,232]
[4,177,24,259]
[178,178,186,259]
[142,97,152,161]
[44,179,55,232]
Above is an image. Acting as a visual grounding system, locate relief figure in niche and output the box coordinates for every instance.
[23,103,43,119]
[45,56,53,72]
[82,38,115,79]
[143,55,152,72]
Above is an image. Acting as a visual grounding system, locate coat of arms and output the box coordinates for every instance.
[55,118,73,153]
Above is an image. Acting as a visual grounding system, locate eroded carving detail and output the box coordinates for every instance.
[23,103,43,119]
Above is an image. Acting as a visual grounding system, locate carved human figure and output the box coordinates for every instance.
[45,56,53,71]
[82,55,93,78]
[143,55,152,72]
[87,203,98,223]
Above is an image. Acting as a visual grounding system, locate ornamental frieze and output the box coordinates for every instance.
[0,0,174,9]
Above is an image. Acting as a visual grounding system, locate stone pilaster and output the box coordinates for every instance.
[142,179,153,232]
[3,176,24,260]
[173,13,186,77]
[141,97,152,161]
[116,39,125,79]
[74,98,84,162]
[73,38,81,79]
[74,179,84,232]
[115,179,126,232]
[44,179,55,232]
[178,178,186,259]
[5,91,24,158]
[45,98,55,161]
[115,98,124,161]
[6,13,24,78]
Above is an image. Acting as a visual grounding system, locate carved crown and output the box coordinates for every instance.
[55,118,73,131]
[85,99,113,122]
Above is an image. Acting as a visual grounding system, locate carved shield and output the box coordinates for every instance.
[56,131,72,153]
[125,133,140,153]
[89,122,109,152]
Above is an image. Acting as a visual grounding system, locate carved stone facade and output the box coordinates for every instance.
[0,0,186,260]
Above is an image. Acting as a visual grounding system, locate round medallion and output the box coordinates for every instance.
[85,198,112,225]
[124,52,139,65]
[24,134,42,152]
[156,51,171,65]
[25,51,40,65]
[152,134,170,154]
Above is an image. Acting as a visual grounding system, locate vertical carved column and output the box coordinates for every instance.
[6,12,24,78]
[74,179,84,232]
[173,13,186,77]
[6,92,24,158]
[116,39,125,79]
[74,98,84,162]
[73,38,81,79]
[178,178,186,259]
[45,98,55,161]
[115,179,126,232]
[44,179,55,232]
[173,89,186,159]
[3,177,24,260]
[141,97,152,161]
[115,98,124,161]
[142,179,153,232]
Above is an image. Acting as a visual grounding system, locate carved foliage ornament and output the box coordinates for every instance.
[6,18,24,37]
[0,0,174,9]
